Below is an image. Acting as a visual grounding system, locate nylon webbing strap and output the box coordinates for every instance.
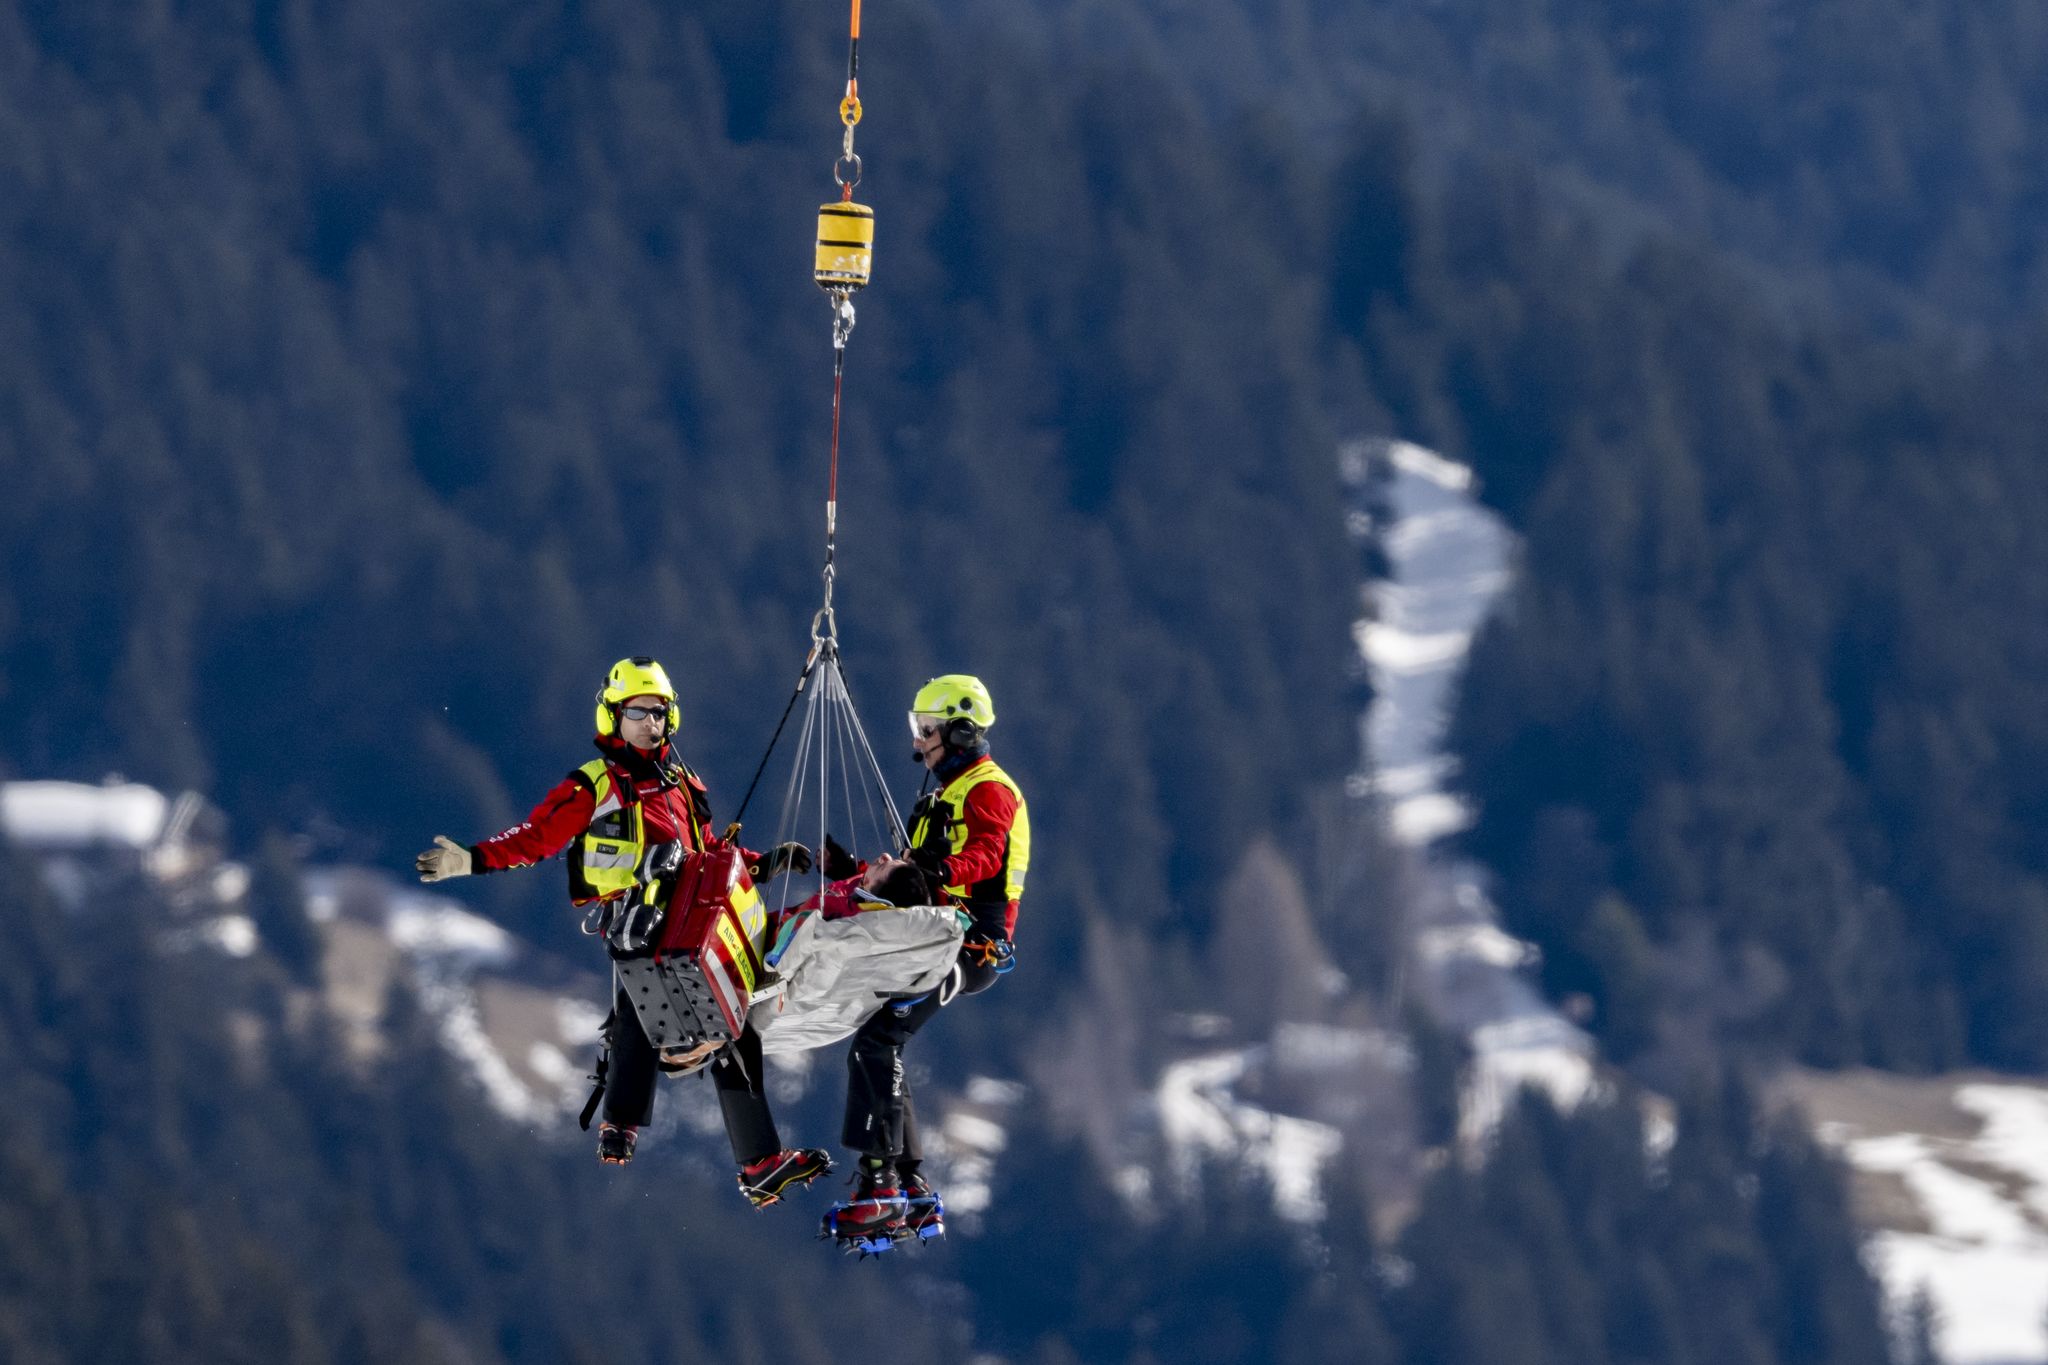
[578,1050,607,1131]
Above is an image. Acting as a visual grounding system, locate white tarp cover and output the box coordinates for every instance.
[753,905,965,1056]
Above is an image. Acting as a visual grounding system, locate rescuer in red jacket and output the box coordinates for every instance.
[415,656,831,1207]
[821,673,1032,1253]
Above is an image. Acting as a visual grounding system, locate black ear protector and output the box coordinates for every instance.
[912,717,983,762]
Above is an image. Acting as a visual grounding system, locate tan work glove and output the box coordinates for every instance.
[416,835,473,882]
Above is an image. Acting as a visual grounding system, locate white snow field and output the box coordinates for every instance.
[0,779,169,848]
[1345,438,1595,1141]
[302,867,605,1124]
[1797,1071,2048,1364]
[1145,438,1589,1224]
[1146,438,1590,1223]
[1155,1045,1348,1222]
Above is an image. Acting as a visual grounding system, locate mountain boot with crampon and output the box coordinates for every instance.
[738,1148,834,1208]
[820,1159,908,1256]
[900,1168,945,1243]
[596,1123,637,1166]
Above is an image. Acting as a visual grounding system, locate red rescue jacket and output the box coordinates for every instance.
[470,736,755,904]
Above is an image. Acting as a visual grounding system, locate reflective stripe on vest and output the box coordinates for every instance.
[567,759,704,905]
[909,761,1030,911]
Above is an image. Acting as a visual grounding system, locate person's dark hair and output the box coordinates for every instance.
[870,861,936,907]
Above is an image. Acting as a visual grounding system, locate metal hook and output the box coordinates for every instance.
[811,562,839,646]
[830,291,857,350]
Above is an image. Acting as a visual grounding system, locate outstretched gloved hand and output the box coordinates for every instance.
[416,836,473,882]
[750,841,813,881]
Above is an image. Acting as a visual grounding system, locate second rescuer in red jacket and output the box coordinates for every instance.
[820,673,1032,1251]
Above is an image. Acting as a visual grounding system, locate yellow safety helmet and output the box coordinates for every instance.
[595,656,680,736]
[910,674,995,731]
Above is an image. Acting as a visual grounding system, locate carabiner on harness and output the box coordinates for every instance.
[963,935,1017,974]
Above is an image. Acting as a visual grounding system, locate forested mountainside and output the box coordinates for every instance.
[0,852,1895,1363]
[0,845,961,1364]
[1342,148,2048,1075]
[1437,254,2048,1075]
[7,0,2045,1074]
[0,0,1361,976]
[4,0,2047,1359]
[967,0,2048,332]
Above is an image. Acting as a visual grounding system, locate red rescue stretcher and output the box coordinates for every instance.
[613,841,770,1051]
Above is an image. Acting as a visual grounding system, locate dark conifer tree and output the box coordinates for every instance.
[248,829,322,987]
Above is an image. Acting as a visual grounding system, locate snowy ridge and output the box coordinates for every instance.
[1793,1070,2048,1364]
[1,780,575,1115]
[1140,437,1581,1223]
[1155,1047,1346,1222]
[1346,437,1595,1141]
[1,778,249,905]
[1343,443,2048,1360]
[304,869,603,1124]
[930,1076,1026,1221]
[0,780,169,848]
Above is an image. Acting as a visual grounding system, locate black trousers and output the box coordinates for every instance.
[842,957,1000,1171]
[604,986,781,1164]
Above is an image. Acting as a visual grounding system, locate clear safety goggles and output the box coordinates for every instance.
[908,711,948,740]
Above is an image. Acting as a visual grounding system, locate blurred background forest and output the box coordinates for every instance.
[3,0,2047,1360]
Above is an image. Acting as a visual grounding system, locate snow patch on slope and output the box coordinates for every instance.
[387,893,517,968]
[379,885,539,1119]
[1143,437,1590,1223]
[1156,1048,1345,1222]
[929,1075,1026,1221]
[2,779,246,905]
[1,781,169,848]
[1811,1078,2048,1364]
[1347,438,1596,1141]
[304,869,599,1124]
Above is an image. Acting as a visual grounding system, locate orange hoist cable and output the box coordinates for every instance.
[810,0,874,653]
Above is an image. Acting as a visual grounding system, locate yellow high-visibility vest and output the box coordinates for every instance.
[567,758,707,905]
[909,760,1030,912]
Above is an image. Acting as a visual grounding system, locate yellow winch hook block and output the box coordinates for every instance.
[817,0,871,294]
[814,200,874,292]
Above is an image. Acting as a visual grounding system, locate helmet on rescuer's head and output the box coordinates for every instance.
[908,674,995,749]
[595,656,680,736]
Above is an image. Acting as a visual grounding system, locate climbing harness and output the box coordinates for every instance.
[961,934,1017,974]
